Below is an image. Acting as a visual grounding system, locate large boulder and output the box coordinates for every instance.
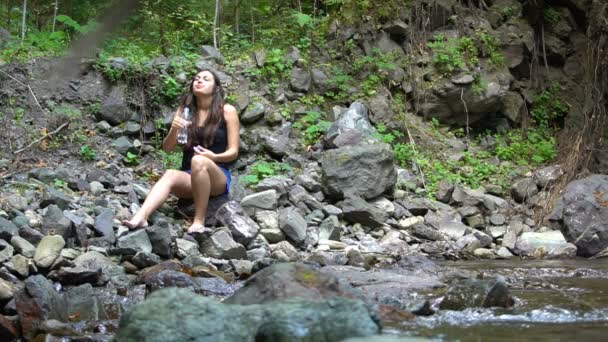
[320,143,396,200]
[416,70,512,126]
[324,101,375,147]
[115,288,379,342]
[549,175,608,257]
[97,85,134,125]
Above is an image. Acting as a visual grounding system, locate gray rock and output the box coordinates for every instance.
[73,251,125,279]
[440,277,514,310]
[200,45,225,64]
[549,174,608,256]
[367,87,395,124]
[7,254,29,277]
[342,194,388,229]
[290,67,311,92]
[90,181,105,195]
[260,228,285,244]
[41,205,72,237]
[435,180,454,203]
[321,143,396,200]
[261,123,291,158]
[324,102,375,145]
[40,187,72,210]
[34,235,65,268]
[146,225,173,258]
[15,275,67,339]
[98,85,133,125]
[487,225,507,239]
[255,210,279,231]
[112,136,136,156]
[124,121,141,136]
[241,102,266,124]
[200,230,247,260]
[319,215,341,241]
[240,190,279,216]
[511,177,539,203]
[533,165,563,188]
[515,231,576,258]
[409,223,446,241]
[216,201,260,245]
[501,91,525,123]
[116,230,153,255]
[489,213,506,226]
[271,241,300,262]
[10,236,36,258]
[176,238,200,259]
[115,288,379,342]
[496,246,514,259]
[311,68,334,93]
[93,208,116,243]
[0,217,19,241]
[279,207,307,246]
[0,240,14,263]
[131,252,161,269]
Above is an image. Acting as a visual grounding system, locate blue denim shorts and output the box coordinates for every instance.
[184,167,231,195]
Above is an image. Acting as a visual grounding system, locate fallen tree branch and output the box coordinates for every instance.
[13,122,69,154]
[0,69,46,115]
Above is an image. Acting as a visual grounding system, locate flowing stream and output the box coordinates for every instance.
[389,259,608,341]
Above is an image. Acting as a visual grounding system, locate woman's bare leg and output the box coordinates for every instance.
[123,170,192,229]
[188,155,227,233]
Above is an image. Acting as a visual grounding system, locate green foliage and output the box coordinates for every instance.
[293,111,331,146]
[157,150,183,170]
[261,48,294,81]
[293,12,314,29]
[159,75,183,102]
[530,84,569,129]
[472,74,487,95]
[544,7,562,25]
[495,129,557,166]
[123,152,140,165]
[53,178,66,189]
[428,32,504,75]
[352,48,398,96]
[373,123,404,144]
[241,160,292,186]
[428,34,477,75]
[500,6,519,21]
[478,32,504,67]
[80,145,97,161]
[324,0,409,23]
[0,31,66,62]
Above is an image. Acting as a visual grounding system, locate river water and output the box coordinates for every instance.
[388,259,608,341]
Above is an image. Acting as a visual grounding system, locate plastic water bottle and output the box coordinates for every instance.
[177,107,191,145]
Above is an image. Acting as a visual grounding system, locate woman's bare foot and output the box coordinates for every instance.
[187,222,206,234]
[122,214,149,230]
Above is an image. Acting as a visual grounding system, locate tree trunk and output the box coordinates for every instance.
[7,0,13,28]
[250,0,255,44]
[213,0,221,49]
[234,0,240,35]
[20,0,27,42]
[51,0,58,32]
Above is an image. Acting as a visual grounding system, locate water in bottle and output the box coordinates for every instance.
[177,107,191,145]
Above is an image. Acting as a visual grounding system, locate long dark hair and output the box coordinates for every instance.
[179,69,225,148]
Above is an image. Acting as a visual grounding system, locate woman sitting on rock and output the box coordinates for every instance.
[123,69,240,233]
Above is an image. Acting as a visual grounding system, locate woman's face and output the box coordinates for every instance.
[192,71,216,96]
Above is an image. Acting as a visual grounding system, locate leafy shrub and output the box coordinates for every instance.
[80,145,97,161]
[241,161,292,186]
[530,84,569,129]
[157,150,182,170]
[293,111,331,146]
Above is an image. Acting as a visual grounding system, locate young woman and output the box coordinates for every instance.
[123,69,240,233]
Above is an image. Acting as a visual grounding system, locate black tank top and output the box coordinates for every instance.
[181,119,231,171]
